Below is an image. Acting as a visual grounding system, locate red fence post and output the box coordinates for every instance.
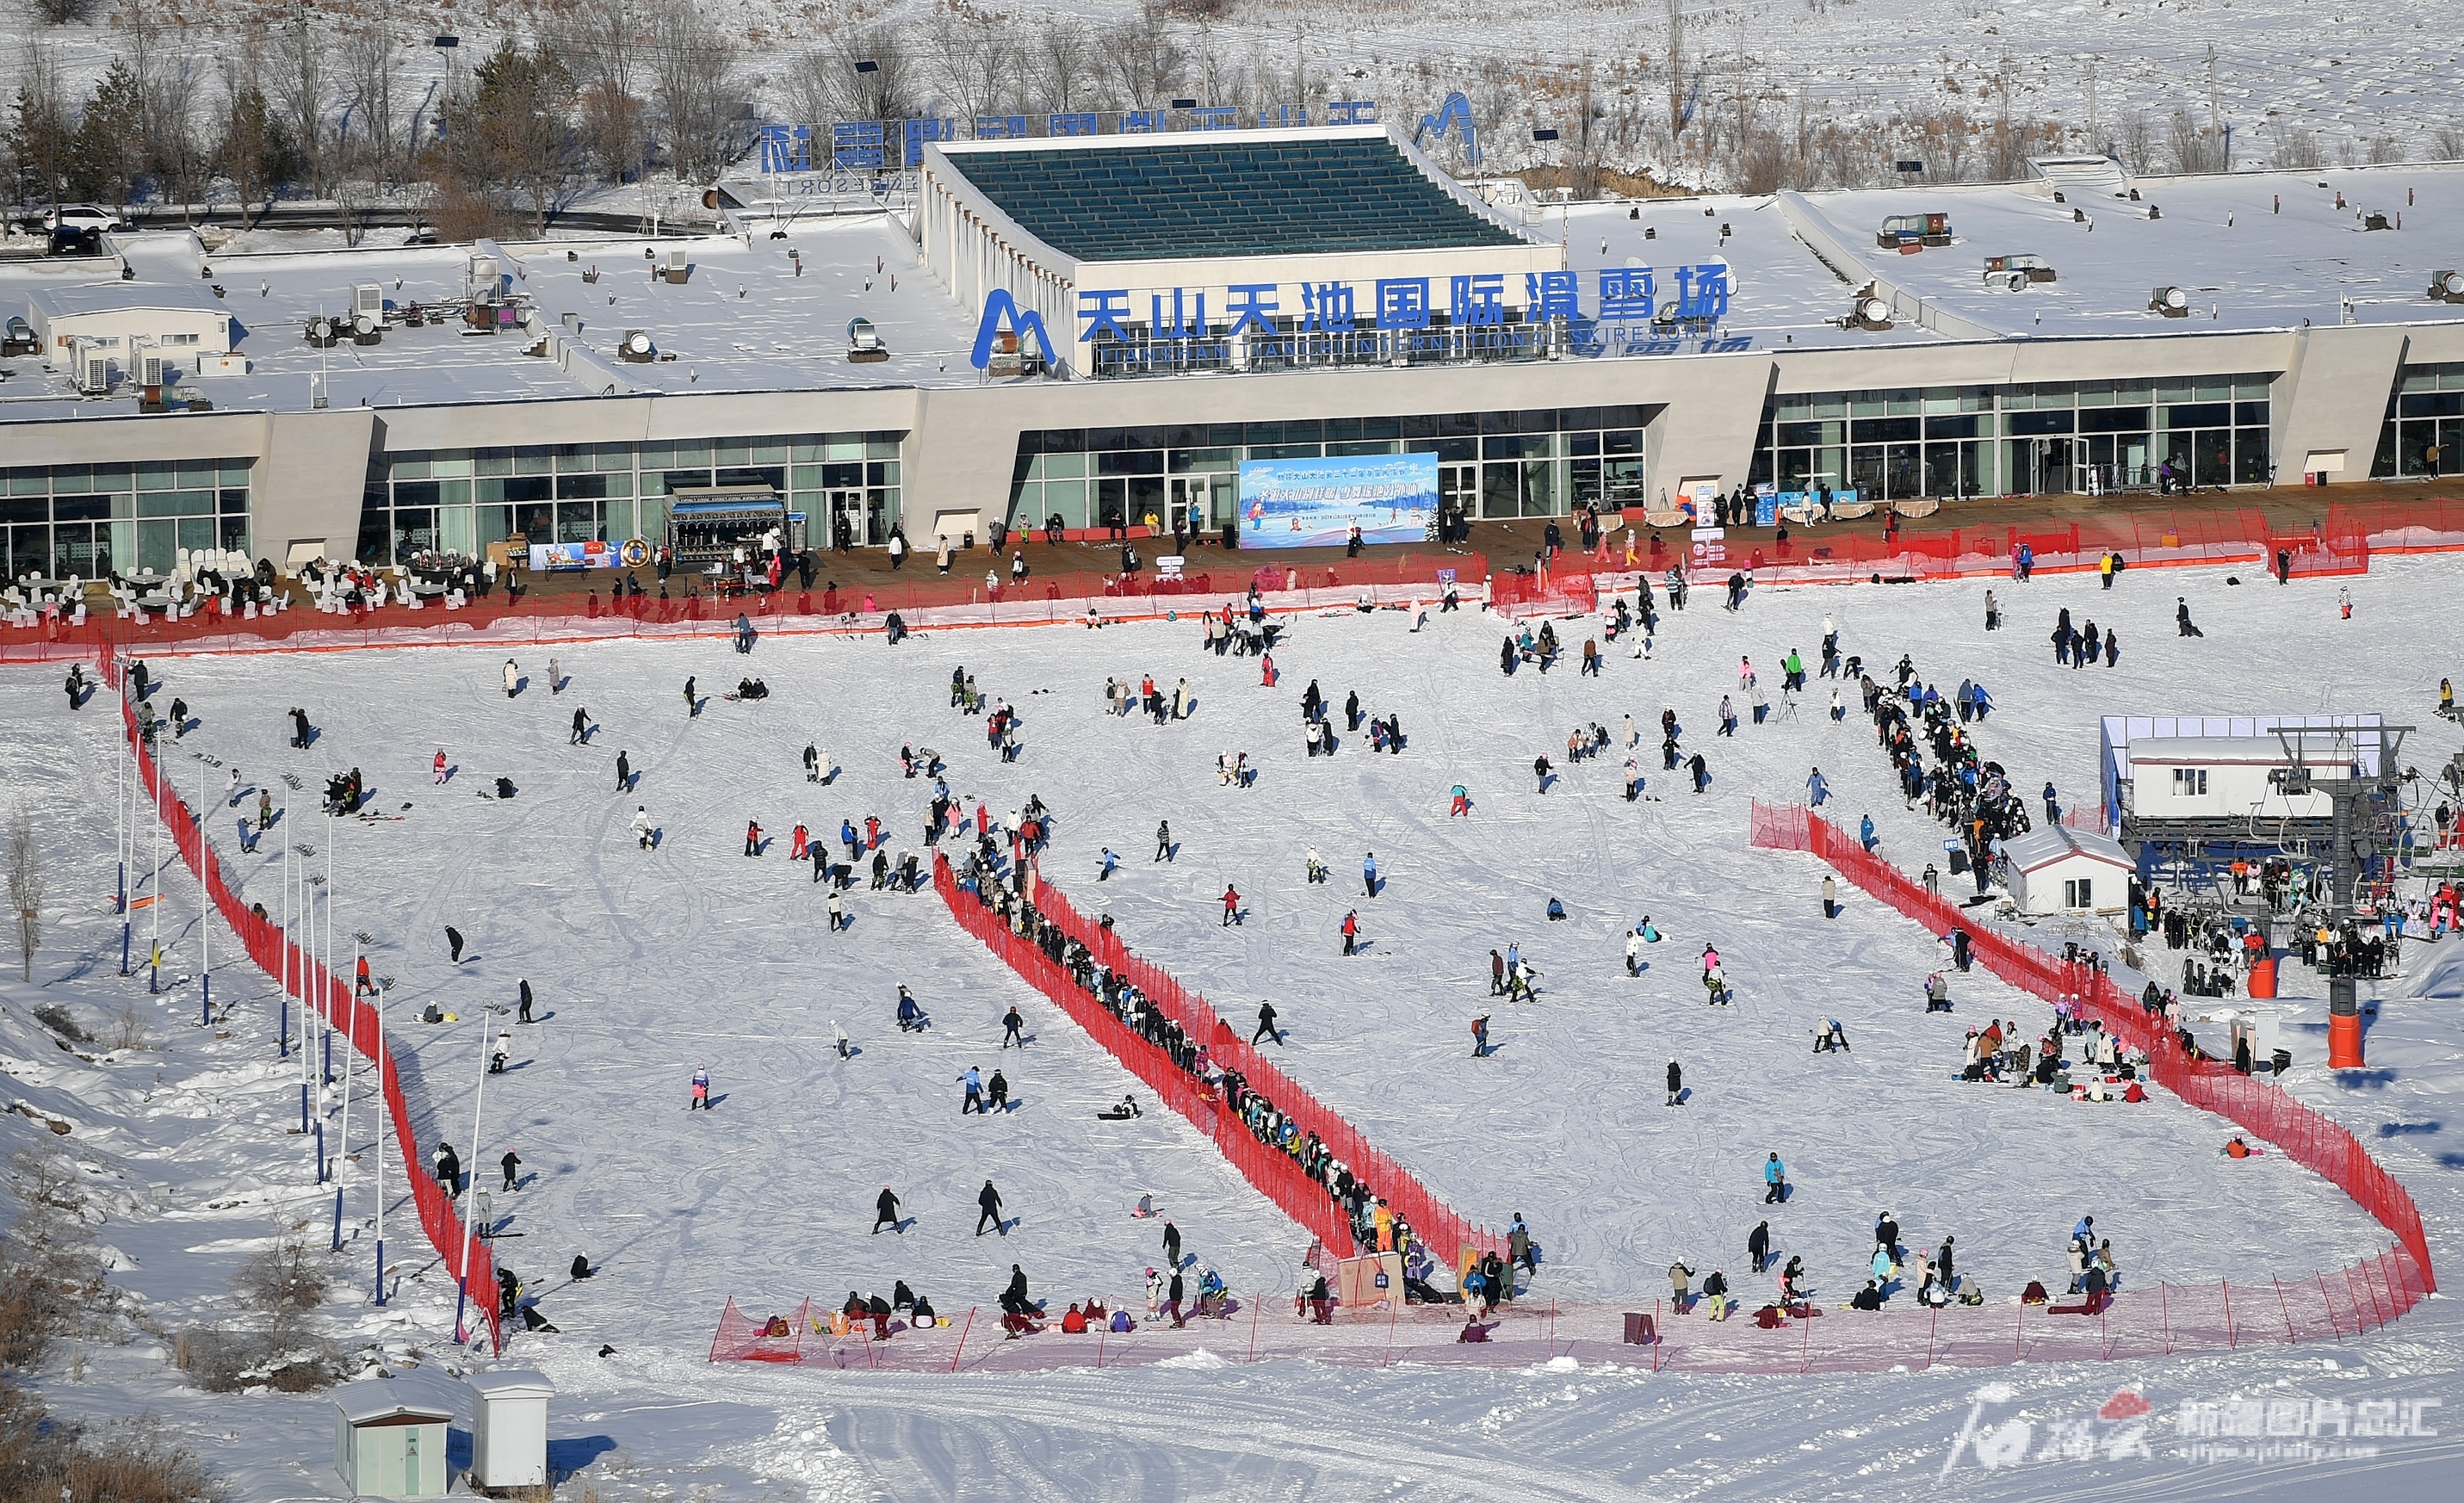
[2275,1276,2297,1343]
[2161,1282,2171,1353]
[948,1307,975,1372]
[2223,1282,2235,1348]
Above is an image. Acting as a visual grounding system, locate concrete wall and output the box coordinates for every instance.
[254,410,376,561]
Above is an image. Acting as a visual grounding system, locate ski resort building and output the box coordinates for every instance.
[4,124,2464,578]
[2001,826,2138,915]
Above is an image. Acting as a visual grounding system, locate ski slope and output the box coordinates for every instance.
[7,549,2464,1500]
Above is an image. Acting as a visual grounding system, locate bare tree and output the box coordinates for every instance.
[2273,126,2324,172]
[2434,122,2464,161]
[2167,107,2221,173]
[1022,15,1098,114]
[1099,3,1186,108]
[2366,133,2404,164]
[647,2,743,180]
[4,46,76,222]
[2110,109,2155,175]
[925,4,1011,125]
[6,801,40,983]
[336,19,403,189]
[545,0,647,178]
[270,4,331,198]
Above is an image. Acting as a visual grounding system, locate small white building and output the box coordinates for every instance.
[332,1382,452,1498]
[2123,736,2336,821]
[467,1370,554,1490]
[2003,826,2137,914]
[28,281,235,367]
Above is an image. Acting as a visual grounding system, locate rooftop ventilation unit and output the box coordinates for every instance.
[2430,270,2464,305]
[1844,285,1894,331]
[661,249,691,285]
[306,314,341,348]
[351,282,382,318]
[135,341,167,389]
[1877,213,1953,251]
[1983,254,2057,290]
[2148,285,2190,319]
[617,328,657,363]
[467,252,499,288]
[846,317,888,363]
[352,309,382,345]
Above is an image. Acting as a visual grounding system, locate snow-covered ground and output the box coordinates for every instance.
[11,0,2462,202]
[6,549,2464,1499]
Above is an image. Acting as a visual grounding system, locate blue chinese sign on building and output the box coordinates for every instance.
[1004,264,1747,376]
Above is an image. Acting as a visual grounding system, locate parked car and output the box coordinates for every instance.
[42,205,127,235]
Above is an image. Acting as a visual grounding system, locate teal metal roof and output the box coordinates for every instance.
[944,136,1526,261]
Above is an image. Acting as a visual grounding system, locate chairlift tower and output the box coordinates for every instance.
[2273,721,2410,1067]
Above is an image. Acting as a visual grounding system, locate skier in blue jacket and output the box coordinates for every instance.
[1807,768,1829,807]
[1763,1153,1787,1204]
[1860,814,1878,852]
[1363,851,1379,896]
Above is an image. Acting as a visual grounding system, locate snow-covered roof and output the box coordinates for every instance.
[333,1385,455,1425]
[467,1370,554,1400]
[2003,826,2135,873]
[2127,737,2298,764]
[0,215,986,421]
[28,281,226,319]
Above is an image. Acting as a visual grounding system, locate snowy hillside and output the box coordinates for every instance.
[5,549,2464,1499]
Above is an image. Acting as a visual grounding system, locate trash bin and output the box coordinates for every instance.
[2247,956,2277,999]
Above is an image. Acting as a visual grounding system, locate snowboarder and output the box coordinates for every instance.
[1748,1220,1771,1273]
[895,986,925,1031]
[503,659,520,698]
[2176,597,2201,637]
[683,676,698,715]
[489,1030,511,1073]
[975,1179,1005,1236]
[874,1186,902,1234]
[568,706,591,745]
[1253,1001,1280,1046]
[833,1020,851,1058]
[631,806,654,850]
[805,743,821,782]
[1764,1153,1787,1203]
[1625,929,1645,975]
[1666,1059,1683,1106]
[445,925,466,963]
[986,1069,1009,1111]
[501,1150,521,1191]
[690,1067,710,1109]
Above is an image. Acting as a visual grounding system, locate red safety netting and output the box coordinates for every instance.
[709,1297,813,1362]
[1749,801,2435,1294]
[2326,496,2464,555]
[0,551,1483,665]
[933,855,1501,1271]
[108,645,501,1353]
[706,1241,2430,1374]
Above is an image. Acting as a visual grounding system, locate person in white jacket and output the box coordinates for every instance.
[631,805,654,850]
[502,659,519,698]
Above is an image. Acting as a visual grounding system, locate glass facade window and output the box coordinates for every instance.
[2373,362,2464,479]
[357,431,906,565]
[1749,375,2275,499]
[1006,408,1653,532]
[0,459,251,580]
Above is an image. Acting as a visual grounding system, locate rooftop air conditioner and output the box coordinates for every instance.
[351,282,382,318]
[1877,212,1953,250]
[352,311,382,344]
[137,343,167,388]
[2429,270,2464,304]
[662,249,691,285]
[73,337,112,395]
[617,328,657,362]
[306,314,339,347]
[2148,285,2190,318]
[467,253,499,287]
